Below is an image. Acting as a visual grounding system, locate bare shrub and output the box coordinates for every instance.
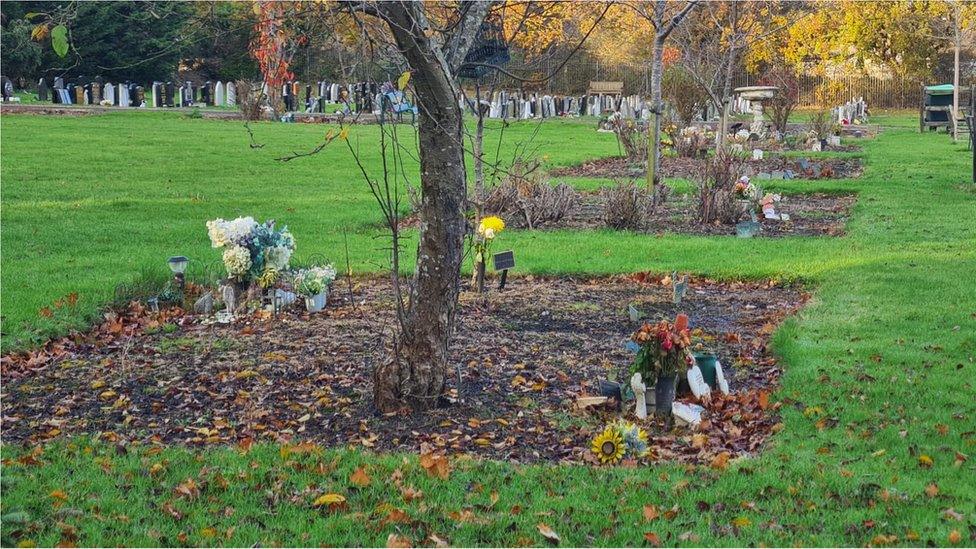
[601,181,658,230]
[604,114,648,162]
[236,80,266,121]
[482,159,580,229]
[808,108,837,139]
[663,65,709,127]
[667,125,711,158]
[761,66,800,134]
[695,151,747,225]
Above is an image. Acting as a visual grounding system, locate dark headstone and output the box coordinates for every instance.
[37,78,49,102]
[165,82,175,107]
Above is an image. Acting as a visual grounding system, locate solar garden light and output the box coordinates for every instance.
[167,255,189,292]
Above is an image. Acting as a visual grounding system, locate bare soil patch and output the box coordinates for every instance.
[2,276,806,464]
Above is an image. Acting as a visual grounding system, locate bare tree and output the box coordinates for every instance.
[675,1,803,147]
[628,0,699,189]
[339,1,492,412]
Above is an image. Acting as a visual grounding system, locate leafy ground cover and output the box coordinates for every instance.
[2,111,975,546]
[1,275,804,464]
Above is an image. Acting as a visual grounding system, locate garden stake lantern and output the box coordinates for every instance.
[167,255,189,293]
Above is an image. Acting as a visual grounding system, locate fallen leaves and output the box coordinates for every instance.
[643,532,661,546]
[419,446,450,480]
[350,467,371,487]
[711,451,731,470]
[918,454,934,468]
[311,493,346,511]
[642,504,660,521]
[537,523,560,544]
[174,478,200,500]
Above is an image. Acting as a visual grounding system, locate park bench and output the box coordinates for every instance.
[587,81,624,97]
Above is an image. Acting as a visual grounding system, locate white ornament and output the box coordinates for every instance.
[715,359,730,394]
[630,372,647,420]
[686,363,711,399]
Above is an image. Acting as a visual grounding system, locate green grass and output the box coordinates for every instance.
[0,113,616,350]
[2,111,976,546]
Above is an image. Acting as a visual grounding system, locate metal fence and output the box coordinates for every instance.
[493,59,969,110]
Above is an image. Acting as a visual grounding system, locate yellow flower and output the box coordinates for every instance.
[591,427,625,464]
[338,128,349,141]
[478,216,505,238]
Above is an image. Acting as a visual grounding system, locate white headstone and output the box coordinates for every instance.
[104,83,115,105]
[225,82,236,106]
[214,81,225,106]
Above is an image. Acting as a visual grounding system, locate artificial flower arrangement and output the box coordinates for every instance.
[591,420,649,464]
[631,313,694,379]
[291,265,337,298]
[206,217,295,285]
[472,216,505,268]
[733,175,759,201]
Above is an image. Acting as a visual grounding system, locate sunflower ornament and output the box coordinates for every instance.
[592,427,626,464]
[591,420,649,464]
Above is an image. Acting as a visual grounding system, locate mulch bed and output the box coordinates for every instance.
[551,155,863,180]
[521,192,856,237]
[1,275,807,465]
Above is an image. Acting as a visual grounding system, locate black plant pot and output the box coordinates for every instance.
[654,374,677,418]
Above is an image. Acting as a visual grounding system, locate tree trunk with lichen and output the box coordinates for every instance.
[372,4,470,413]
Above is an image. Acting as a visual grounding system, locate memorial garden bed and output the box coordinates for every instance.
[551,154,863,180]
[1,275,806,465]
[525,191,856,237]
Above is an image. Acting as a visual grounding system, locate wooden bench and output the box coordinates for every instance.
[587,81,623,97]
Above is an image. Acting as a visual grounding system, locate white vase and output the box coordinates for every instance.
[305,290,327,313]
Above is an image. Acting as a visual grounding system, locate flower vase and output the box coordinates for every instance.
[654,373,677,418]
[305,290,328,313]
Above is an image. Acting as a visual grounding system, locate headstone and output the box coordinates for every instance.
[214,81,224,106]
[225,81,236,106]
[74,85,85,105]
[103,82,115,105]
[194,292,214,314]
[91,82,101,103]
[134,86,145,107]
[771,170,785,180]
[752,149,763,161]
[152,82,162,107]
[37,78,49,102]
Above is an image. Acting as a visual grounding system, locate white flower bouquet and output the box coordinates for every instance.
[206,216,295,283]
[292,265,337,298]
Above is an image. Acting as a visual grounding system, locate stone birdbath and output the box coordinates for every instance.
[734,86,779,138]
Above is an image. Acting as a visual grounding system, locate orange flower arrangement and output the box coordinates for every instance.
[631,313,694,378]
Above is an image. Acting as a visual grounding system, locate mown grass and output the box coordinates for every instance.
[2,111,975,546]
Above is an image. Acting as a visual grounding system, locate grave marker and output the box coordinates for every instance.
[493,250,515,289]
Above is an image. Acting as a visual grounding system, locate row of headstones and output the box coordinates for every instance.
[464,91,664,120]
[149,81,237,108]
[39,77,147,107]
[278,81,380,114]
[834,97,868,124]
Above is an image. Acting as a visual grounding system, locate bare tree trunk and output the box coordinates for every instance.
[373,4,470,412]
[647,34,665,189]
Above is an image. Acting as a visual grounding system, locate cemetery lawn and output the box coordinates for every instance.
[2,111,976,546]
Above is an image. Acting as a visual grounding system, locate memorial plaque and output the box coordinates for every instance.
[493,250,515,271]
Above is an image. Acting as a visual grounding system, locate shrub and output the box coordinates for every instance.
[808,108,837,139]
[236,80,265,121]
[603,114,648,162]
[482,159,579,229]
[601,181,656,230]
[761,66,800,134]
[663,66,709,127]
[695,151,747,225]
